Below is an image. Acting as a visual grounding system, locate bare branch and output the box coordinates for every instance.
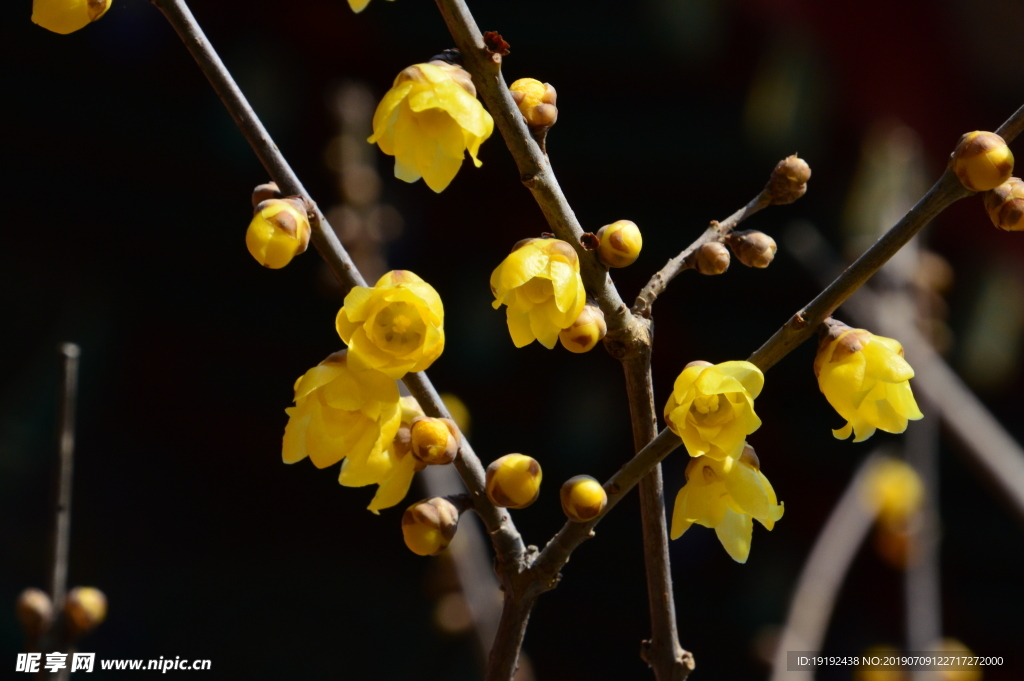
[151,0,526,566]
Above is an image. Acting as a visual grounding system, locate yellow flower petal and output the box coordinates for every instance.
[715,509,754,563]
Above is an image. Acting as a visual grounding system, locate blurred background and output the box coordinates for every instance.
[2,0,1023,678]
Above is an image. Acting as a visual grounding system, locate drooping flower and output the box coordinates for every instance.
[282,351,401,487]
[664,360,764,460]
[368,60,493,193]
[367,396,426,514]
[670,445,784,563]
[32,0,110,35]
[490,238,586,349]
[335,270,445,380]
[815,319,923,442]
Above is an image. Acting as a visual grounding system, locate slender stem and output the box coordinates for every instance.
[484,594,536,681]
[150,0,526,567]
[633,193,771,316]
[769,453,882,681]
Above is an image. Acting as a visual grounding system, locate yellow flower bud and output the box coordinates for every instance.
[246,198,311,269]
[336,270,445,379]
[65,587,107,635]
[952,131,1014,192]
[983,177,1024,231]
[509,78,558,129]
[368,396,426,514]
[726,230,777,268]
[369,61,494,193]
[558,302,607,353]
[282,351,402,489]
[765,154,811,204]
[16,588,53,639]
[490,238,586,349]
[664,360,764,460]
[410,416,460,465]
[560,475,608,522]
[862,458,924,527]
[402,497,460,556]
[692,241,730,275]
[486,454,542,509]
[670,446,784,563]
[596,220,642,268]
[815,318,923,442]
[32,0,110,35]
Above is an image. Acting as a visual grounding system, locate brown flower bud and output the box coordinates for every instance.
[65,587,107,636]
[726,230,777,268]
[16,588,53,639]
[559,302,607,353]
[509,79,558,129]
[952,131,1014,192]
[765,155,812,204]
[402,497,461,556]
[691,241,730,275]
[983,177,1024,231]
[560,475,608,522]
[410,417,460,466]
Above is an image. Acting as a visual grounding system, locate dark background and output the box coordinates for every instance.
[3,0,1023,679]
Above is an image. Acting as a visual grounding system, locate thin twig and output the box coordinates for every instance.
[150,0,526,566]
[768,452,883,681]
[633,193,771,316]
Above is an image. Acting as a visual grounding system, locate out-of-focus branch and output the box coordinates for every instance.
[633,193,771,316]
[769,453,884,681]
[784,222,1024,523]
[150,0,526,568]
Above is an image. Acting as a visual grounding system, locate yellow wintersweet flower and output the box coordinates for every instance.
[670,445,784,563]
[369,61,493,193]
[815,319,923,442]
[32,0,110,34]
[282,351,401,487]
[367,396,427,514]
[490,238,586,349]
[335,270,445,380]
[664,360,764,460]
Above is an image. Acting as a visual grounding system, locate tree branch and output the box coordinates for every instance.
[150,0,525,566]
[633,192,771,316]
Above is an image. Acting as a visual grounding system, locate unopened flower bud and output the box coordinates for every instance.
[983,177,1024,231]
[560,475,608,522]
[410,417,460,466]
[509,78,558,129]
[65,587,107,635]
[246,198,311,269]
[952,131,1014,192]
[692,241,730,275]
[402,497,461,556]
[486,454,542,509]
[251,182,283,208]
[765,155,811,204]
[596,220,642,268]
[32,0,110,35]
[16,588,53,639]
[559,303,607,353]
[726,230,777,268]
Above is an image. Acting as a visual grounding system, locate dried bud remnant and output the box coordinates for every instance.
[559,302,607,353]
[765,155,812,204]
[410,417,460,466]
[16,588,54,639]
[251,182,283,208]
[596,220,643,268]
[510,78,558,130]
[983,177,1024,231]
[486,454,542,509]
[483,31,511,57]
[66,587,107,635]
[952,131,1014,192]
[402,497,461,556]
[560,475,608,522]
[691,241,730,275]
[726,230,778,268]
